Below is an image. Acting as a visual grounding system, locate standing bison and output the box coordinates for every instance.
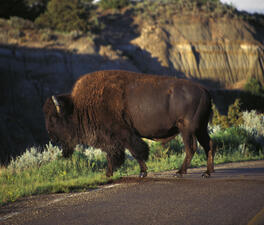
[43,70,214,178]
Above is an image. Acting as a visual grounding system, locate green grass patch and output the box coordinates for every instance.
[0,149,263,206]
[1,122,264,206]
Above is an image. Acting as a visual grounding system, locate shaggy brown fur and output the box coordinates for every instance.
[43,70,214,178]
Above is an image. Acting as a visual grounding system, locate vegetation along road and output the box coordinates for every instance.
[1,160,264,225]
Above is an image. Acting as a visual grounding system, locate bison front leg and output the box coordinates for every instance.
[106,153,114,177]
[126,135,149,178]
[176,133,197,177]
[61,143,74,158]
[105,148,125,177]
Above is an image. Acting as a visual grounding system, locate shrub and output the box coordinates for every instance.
[244,77,264,97]
[0,30,8,42]
[147,136,184,161]
[211,127,262,156]
[8,16,35,29]
[24,0,50,20]
[40,30,57,41]
[8,142,62,171]
[212,103,229,128]
[98,0,130,10]
[0,0,29,19]
[227,98,243,127]
[35,0,92,32]
[68,30,83,40]
[8,29,25,39]
[212,99,243,128]
[241,110,264,136]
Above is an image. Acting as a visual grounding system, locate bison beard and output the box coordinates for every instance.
[43,70,215,178]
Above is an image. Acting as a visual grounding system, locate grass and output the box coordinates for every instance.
[1,111,264,206]
[0,143,263,206]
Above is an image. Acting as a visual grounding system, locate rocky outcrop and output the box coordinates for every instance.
[130,16,264,87]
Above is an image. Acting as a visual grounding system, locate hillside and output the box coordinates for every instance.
[1,0,264,163]
[1,1,264,86]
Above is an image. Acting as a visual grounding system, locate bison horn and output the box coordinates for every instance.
[52,95,61,114]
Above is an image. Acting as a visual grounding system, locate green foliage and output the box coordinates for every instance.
[8,29,25,39]
[0,0,29,19]
[134,0,236,21]
[8,142,62,171]
[40,30,57,41]
[241,110,264,136]
[1,116,264,205]
[24,0,51,19]
[25,0,50,6]
[35,0,92,32]
[244,77,264,97]
[98,0,130,10]
[8,16,35,29]
[212,99,243,128]
[227,99,244,126]
[211,127,262,156]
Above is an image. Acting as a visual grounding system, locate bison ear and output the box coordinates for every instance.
[52,95,61,114]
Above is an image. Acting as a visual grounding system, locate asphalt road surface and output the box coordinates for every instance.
[1,161,264,225]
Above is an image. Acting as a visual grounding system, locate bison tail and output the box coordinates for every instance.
[193,88,212,130]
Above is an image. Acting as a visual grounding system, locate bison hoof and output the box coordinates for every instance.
[139,171,147,178]
[202,172,211,178]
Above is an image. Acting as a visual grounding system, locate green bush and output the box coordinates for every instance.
[1,123,264,205]
[8,142,62,172]
[8,16,35,29]
[212,127,262,156]
[0,0,29,19]
[98,0,130,10]
[35,0,92,32]
[8,29,25,39]
[40,30,57,41]
[241,110,264,136]
[244,77,264,97]
[212,99,243,128]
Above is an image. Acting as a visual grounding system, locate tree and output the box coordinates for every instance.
[98,0,130,10]
[35,0,92,32]
[24,0,51,20]
[25,0,50,6]
[0,0,29,19]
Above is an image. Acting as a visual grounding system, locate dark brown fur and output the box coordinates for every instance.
[43,70,214,177]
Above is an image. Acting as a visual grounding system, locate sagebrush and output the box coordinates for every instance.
[1,109,263,205]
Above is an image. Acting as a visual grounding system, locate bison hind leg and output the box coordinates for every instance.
[196,128,215,177]
[176,132,197,177]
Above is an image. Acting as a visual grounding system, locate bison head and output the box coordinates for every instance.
[43,94,76,157]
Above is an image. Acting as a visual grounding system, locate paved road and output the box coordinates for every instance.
[1,161,264,225]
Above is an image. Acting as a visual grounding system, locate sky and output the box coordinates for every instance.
[221,0,264,14]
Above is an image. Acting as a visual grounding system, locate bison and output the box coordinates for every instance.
[43,70,214,178]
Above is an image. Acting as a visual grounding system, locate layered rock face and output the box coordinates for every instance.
[130,16,264,87]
